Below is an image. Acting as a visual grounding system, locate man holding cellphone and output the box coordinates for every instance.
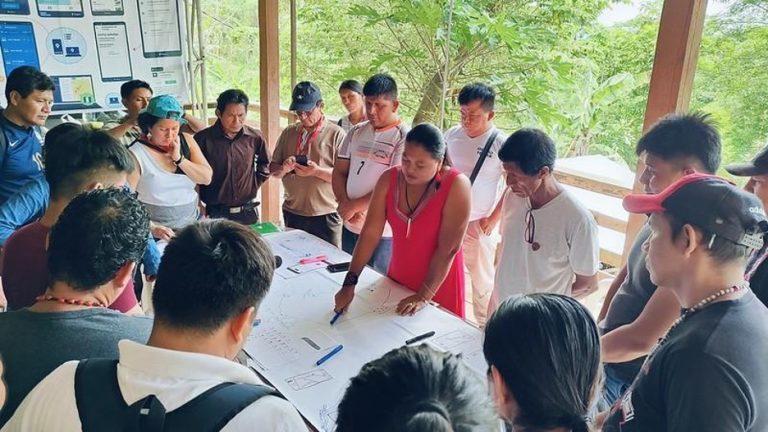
[270,82,346,246]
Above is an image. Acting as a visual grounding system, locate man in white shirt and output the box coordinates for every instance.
[332,74,409,273]
[4,220,307,432]
[491,129,599,312]
[445,83,505,325]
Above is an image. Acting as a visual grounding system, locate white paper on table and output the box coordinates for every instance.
[246,230,487,431]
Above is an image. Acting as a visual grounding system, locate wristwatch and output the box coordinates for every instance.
[173,154,185,165]
[343,271,359,286]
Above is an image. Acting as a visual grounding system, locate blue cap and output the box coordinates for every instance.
[144,95,186,124]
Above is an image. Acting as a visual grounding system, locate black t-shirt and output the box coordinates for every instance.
[603,290,768,432]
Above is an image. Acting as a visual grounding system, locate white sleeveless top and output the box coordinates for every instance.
[129,142,198,207]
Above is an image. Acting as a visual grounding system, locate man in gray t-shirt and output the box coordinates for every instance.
[0,187,153,426]
[0,310,151,425]
[599,225,655,400]
[597,113,722,406]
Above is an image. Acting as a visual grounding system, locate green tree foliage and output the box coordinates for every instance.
[199,0,768,169]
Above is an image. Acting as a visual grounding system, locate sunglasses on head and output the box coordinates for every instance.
[164,110,183,121]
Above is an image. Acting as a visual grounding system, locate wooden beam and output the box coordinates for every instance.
[555,170,631,200]
[259,0,281,223]
[622,0,708,263]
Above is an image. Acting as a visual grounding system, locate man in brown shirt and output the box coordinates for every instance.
[270,81,346,246]
[195,89,270,225]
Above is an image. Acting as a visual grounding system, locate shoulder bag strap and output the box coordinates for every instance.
[468,129,500,184]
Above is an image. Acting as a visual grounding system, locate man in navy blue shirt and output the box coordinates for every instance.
[0,66,54,205]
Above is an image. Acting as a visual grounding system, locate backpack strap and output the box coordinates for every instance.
[75,359,130,432]
[75,358,281,432]
[468,129,500,185]
[165,382,280,431]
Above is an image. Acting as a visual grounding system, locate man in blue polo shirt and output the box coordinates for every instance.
[0,66,54,205]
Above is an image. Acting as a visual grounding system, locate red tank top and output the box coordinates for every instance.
[385,167,465,317]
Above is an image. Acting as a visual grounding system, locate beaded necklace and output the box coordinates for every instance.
[619,281,750,410]
[35,295,107,308]
[664,281,748,340]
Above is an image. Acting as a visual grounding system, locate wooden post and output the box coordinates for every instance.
[259,0,282,223]
[622,0,708,263]
[290,0,297,90]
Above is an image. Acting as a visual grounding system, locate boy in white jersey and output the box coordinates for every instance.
[332,74,409,273]
[445,83,505,325]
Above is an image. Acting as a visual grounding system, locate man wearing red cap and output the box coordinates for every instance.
[601,174,768,431]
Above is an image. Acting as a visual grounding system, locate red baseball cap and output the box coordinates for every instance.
[623,173,767,249]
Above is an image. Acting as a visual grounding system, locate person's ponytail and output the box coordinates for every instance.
[403,400,453,432]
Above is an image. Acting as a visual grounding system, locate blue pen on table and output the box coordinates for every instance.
[316,344,344,366]
[330,310,342,325]
[405,331,435,345]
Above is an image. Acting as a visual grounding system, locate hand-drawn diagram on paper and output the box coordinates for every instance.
[245,230,486,431]
[285,369,333,391]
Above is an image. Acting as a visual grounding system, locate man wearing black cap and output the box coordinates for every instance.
[269,81,346,246]
[726,145,768,306]
[601,173,768,432]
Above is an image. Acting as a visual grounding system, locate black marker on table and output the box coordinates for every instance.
[406,331,435,345]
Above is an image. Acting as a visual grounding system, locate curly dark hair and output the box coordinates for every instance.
[47,187,150,291]
[152,220,275,332]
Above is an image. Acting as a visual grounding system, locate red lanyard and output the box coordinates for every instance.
[137,135,172,154]
[747,246,768,281]
[295,117,325,156]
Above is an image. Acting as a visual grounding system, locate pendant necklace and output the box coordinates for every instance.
[404,175,436,238]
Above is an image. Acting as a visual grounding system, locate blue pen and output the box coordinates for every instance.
[315,344,343,366]
[330,311,342,325]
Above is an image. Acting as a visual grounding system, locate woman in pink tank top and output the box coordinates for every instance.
[334,124,471,318]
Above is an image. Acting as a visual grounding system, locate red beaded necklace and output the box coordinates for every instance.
[35,295,107,308]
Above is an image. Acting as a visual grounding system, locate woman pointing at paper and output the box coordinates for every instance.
[334,123,471,317]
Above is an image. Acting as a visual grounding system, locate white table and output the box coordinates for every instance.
[244,230,486,432]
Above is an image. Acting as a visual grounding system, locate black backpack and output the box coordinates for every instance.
[74,358,281,432]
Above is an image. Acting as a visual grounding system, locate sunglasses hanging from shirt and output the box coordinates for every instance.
[525,207,540,251]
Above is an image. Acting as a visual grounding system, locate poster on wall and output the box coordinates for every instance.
[0,0,189,114]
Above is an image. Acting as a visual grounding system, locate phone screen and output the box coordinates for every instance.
[94,22,132,81]
[137,0,182,58]
[90,0,123,15]
[0,22,40,76]
[0,0,30,15]
[35,0,84,17]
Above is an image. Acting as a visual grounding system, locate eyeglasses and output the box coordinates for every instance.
[460,111,486,121]
[294,108,317,118]
[525,208,540,251]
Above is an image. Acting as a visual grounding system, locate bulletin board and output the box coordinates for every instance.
[0,0,190,113]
